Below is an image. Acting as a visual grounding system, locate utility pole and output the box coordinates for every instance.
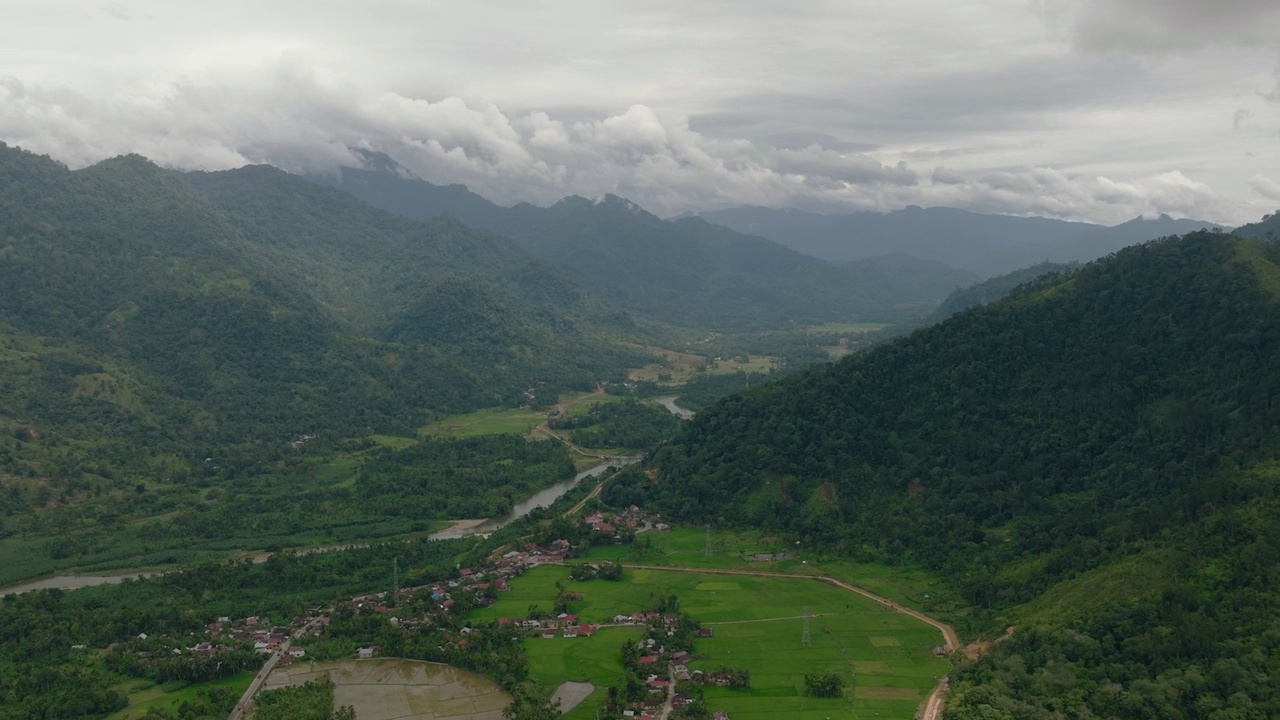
[802,605,811,646]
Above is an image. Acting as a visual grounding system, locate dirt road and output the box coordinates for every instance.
[620,563,958,720]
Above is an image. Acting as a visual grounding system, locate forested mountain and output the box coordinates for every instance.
[697,205,1222,277]
[314,155,976,329]
[0,144,644,505]
[608,231,1280,718]
[1235,211,1280,241]
[926,261,1080,322]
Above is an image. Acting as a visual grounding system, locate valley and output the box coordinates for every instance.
[2,140,1278,720]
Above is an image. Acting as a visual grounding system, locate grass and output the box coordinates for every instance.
[575,528,965,624]
[473,562,948,720]
[804,322,891,334]
[626,346,708,383]
[704,355,778,376]
[419,407,546,438]
[104,673,255,720]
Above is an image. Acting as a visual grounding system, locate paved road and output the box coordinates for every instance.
[227,618,322,720]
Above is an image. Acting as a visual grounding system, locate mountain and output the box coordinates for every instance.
[926,260,1081,322]
[697,205,1223,277]
[312,155,978,329]
[608,230,1280,717]
[0,144,644,490]
[1235,211,1280,241]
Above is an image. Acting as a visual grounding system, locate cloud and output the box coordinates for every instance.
[0,57,1267,225]
[1248,175,1280,200]
[1042,0,1280,54]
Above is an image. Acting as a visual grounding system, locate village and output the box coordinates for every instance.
[119,504,742,719]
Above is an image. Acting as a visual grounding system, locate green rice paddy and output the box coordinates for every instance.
[471,561,949,720]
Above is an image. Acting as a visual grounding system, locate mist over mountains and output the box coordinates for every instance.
[320,149,1226,285]
[696,205,1225,278]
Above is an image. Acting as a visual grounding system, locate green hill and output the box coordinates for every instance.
[0,144,650,577]
[608,231,1280,717]
[316,156,976,330]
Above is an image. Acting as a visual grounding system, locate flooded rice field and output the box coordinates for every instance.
[262,658,510,720]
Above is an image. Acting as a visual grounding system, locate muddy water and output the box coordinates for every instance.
[656,395,696,419]
[263,658,510,720]
[0,572,151,596]
[1,457,641,595]
[427,455,640,539]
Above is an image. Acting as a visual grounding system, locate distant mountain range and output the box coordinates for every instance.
[312,152,979,330]
[695,205,1224,278]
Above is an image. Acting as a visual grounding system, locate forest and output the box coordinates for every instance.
[607,231,1280,717]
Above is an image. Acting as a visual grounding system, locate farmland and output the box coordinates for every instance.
[469,560,949,719]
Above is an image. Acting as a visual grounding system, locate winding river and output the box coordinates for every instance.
[0,456,641,595]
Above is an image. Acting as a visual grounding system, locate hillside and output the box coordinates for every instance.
[0,144,649,560]
[698,205,1222,277]
[608,231,1280,717]
[314,156,976,329]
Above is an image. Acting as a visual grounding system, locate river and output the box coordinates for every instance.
[426,455,640,539]
[0,455,641,596]
[656,395,696,419]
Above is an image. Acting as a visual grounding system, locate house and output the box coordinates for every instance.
[637,655,656,665]
[542,629,557,639]
[578,624,596,637]
[562,625,579,638]
[358,646,380,658]
[713,713,730,720]
[697,628,714,638]
[288,646,306,658]
[672,693,694,710]
[671,651,692,666]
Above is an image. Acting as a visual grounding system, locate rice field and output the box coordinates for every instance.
[471,563,949,720]
[261,659,510,720]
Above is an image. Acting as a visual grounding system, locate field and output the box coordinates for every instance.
[804,322,892,334]
[470,561,949,720]
[418,406,547,438]
[579,528,960,615]
[704,355,779,376]
[417,390,620,440]
[262,658,510,720]
[104,673,255,720]
[626,346,709,383]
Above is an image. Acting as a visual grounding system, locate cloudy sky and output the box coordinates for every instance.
[3,0,1279,224]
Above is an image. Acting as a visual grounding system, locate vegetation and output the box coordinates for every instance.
[803,671,845,697]
[323,161,963,331]
[549,399,682,451]
[613,232,1280,717]
[470,563,946,720]
[253,677,354,720]
[0,143,654,583]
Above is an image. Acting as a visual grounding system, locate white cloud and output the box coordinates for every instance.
[1248,175,1280,200]
[1,2,1277,225]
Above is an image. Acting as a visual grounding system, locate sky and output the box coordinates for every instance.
[2,0,1279,225]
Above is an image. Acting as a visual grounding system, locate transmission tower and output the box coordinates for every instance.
[802,606,811,646]
[704,526,713,558]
